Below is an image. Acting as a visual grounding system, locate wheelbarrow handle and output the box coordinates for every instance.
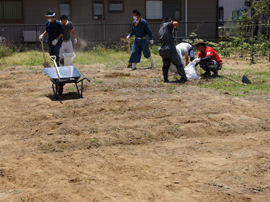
[77,77,90,83]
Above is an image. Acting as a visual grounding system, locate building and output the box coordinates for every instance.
[219,0,250,21]
[0,0,219,43]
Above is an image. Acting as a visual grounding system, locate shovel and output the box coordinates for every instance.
[50,55,64,94]
[50,55,61,79]
[223,75,252,85]
[40,38,50,67]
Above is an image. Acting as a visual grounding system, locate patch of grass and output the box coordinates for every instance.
[0,47,162,67]
[0,50,49,66]
[196,74,270,96]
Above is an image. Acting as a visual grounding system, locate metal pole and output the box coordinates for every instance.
[83,24,86,41]
[103,22,106,42]
[185,0,188,38]
[35,24,38,49]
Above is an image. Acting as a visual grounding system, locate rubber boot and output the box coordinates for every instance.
[148,56,154,69]
[163,67,169,82]
[131,63,137,70]
[177,65,187,82]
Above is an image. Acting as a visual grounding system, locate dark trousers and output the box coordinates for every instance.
[199,60,221,73]
[129,38,151,63]
[49,43,62,65]
[162,58,186,82]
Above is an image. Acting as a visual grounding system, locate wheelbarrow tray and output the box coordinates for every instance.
[43,66,90,100]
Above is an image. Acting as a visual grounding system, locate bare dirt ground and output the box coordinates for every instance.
[1,58,270,202]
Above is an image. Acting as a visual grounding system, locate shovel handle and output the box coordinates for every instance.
[50,55,61,79]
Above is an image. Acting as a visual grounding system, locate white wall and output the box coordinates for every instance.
[219,0,249,21]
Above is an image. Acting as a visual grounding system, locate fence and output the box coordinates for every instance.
[0,21,269,45]
[0,22,219,44]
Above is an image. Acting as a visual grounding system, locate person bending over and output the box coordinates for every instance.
[176,42,195,66]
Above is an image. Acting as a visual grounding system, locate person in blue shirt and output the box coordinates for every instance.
[39,10,64,67]
[126,9,154,70]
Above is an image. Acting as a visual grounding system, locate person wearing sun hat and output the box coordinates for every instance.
[39,9,64,66]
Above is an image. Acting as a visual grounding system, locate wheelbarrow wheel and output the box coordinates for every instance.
[58,84,64,95]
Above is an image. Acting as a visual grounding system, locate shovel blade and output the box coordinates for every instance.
[242,75,251,84]
[43,61,50,68]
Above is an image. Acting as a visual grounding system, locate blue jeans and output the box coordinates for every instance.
[188,47,195,60]
[129,38,151,63]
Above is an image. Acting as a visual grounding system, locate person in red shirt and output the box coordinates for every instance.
[194,41,223,78]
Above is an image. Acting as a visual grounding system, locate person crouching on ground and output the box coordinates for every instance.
[39,9,64,67]
[195,41,223,78]
[176,42,195,66]
[59,14,77,66]
[126,9,154,70]
[158,17,187,83]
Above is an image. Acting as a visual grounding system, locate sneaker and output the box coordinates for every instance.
[131,66,137,70]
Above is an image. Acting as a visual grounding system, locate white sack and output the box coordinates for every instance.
[185,62,200,81]
[168,48,200,81]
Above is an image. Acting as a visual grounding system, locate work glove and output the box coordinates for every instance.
[39,34,44,40]
[74,38,77,44]
[150,39,154,45]
[52,38,58,46]
[126,35,130,40]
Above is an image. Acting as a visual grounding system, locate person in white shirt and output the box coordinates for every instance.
[176,42,195,66]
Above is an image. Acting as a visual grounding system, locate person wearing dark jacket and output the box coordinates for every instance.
[39,10,64,66]
[126,9,154,70]
[158,17,187,83]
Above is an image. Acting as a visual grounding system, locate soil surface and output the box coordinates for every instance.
[1,59,270,202]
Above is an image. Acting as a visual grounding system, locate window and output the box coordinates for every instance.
[219,7,224,22]
[0,0,23,23]
[108,0,124,13]
[59,0,71,20]
[163,0,180,20]
[146,0,181,20]
[146,1,162,20]
[93,0,104,20]
[232,8,246,20]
